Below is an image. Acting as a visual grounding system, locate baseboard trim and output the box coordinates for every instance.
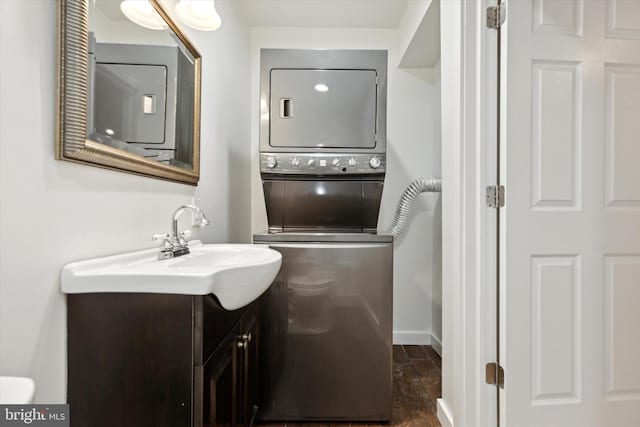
[437,398,454,427]
[393,331,431,345]
[430,333,442,356]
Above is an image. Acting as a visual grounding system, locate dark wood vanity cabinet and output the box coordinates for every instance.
[67,293,262,427]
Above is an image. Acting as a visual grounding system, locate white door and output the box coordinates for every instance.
[503,0,640,426]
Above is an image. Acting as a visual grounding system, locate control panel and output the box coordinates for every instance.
[260,153,386,175]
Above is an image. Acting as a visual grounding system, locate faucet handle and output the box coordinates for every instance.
[177,230,192,246]
[152,233,172,246]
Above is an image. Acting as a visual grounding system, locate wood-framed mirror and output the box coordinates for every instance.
[56,0,201,185]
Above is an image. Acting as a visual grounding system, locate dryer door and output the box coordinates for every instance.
[269,69,378,149]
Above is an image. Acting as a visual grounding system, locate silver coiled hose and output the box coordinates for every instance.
[388,177,442,237]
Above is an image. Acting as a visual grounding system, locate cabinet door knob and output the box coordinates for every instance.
[241,333,252,343]
[237,340,246,349]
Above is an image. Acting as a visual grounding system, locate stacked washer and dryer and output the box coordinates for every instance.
[254,49,392,423]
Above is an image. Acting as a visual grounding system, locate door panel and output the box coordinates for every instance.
[199,330,239,427]
[529,255,580,403]
[604,255,640,399]
[504,0,640,426]
[240,308,259,426]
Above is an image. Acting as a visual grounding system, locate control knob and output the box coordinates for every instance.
[266,157,277,168]
[369,157,382,169]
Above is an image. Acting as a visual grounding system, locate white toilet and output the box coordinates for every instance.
[0,376,36,404]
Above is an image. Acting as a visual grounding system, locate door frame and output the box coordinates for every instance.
[439,0,500,426]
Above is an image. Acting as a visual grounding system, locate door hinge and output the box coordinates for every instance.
[486,362,505,388]
[487,4,506,29]
[486,185,505,208]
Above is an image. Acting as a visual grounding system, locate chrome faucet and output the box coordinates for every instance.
[154,204,210,259]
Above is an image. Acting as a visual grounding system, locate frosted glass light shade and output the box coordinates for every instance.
[120,0,168,30]
[174,0,222,31]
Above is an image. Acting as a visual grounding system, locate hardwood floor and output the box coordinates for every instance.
[258,345,442,427]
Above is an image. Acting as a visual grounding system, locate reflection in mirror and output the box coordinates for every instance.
[87,0,196,169]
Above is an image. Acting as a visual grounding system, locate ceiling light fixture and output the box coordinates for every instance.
[120,0,168,31]
[174,0,222,31]
[314,83,329,93]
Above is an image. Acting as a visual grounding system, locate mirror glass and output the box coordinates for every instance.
[57,0,200,184]
[87,0,197,170]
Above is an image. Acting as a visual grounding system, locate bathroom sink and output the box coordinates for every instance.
[61,241,282,310]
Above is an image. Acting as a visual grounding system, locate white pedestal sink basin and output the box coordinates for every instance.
[61,241,282,310]
[0,376,36,404]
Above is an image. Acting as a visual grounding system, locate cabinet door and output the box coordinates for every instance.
[68,294,193,427]
[199,329,240,427]
[239,306,260,426]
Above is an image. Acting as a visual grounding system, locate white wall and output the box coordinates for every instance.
[249,27,441,344]
[0,0,251,403]
[397,0,443,350]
